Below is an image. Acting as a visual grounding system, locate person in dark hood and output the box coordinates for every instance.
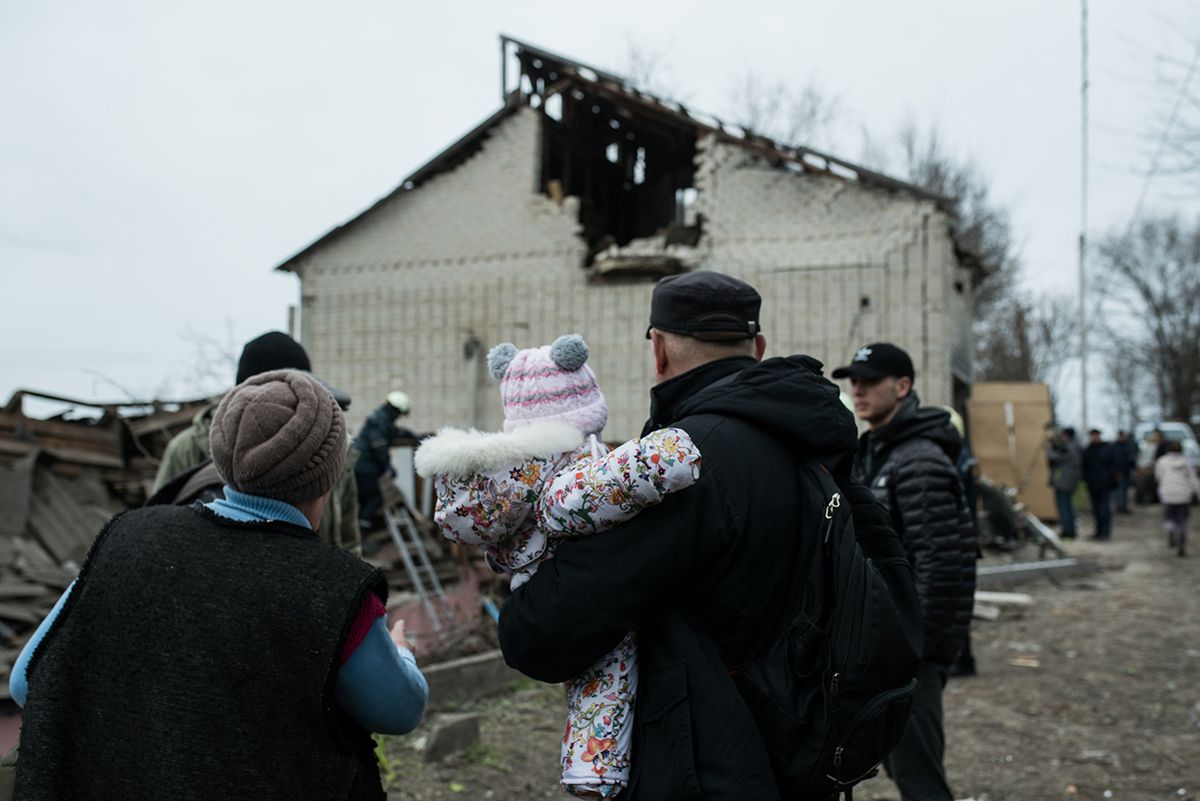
[834,342,976,801]
[498,272,861,801]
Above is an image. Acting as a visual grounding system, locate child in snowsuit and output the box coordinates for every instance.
[414,335,701,798]
[1155,440,1200,556]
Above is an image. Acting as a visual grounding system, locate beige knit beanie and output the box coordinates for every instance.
[209,369,347,504]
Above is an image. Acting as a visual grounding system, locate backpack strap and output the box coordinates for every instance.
[797,456,852,630]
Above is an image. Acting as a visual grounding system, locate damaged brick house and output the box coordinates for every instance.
[278,37,980,440]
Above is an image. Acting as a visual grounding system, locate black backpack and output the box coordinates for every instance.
[731,459,923,800]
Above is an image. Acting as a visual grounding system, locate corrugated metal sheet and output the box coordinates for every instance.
[0,453,34,539]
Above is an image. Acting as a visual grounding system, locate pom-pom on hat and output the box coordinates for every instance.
[487,334,608,435]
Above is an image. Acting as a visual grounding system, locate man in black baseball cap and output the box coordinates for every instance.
[831,342,915,426]
[644,271,765,382]
[836,341,977,801]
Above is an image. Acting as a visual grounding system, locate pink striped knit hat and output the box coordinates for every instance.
[488,334,608,435]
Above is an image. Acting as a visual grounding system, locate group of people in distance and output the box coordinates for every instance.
[1047,424,1199,555]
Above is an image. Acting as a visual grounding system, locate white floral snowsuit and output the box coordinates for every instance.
[430,426,701,797]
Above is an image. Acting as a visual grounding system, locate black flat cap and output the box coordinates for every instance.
[646,271,762,341]
[831,343,915,381]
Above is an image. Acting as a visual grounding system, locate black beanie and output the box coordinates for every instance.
[236,332,311,384]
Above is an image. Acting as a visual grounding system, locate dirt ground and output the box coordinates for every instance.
[381,503,1200,801]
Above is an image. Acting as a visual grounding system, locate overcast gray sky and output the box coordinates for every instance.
[2,0,1197,425]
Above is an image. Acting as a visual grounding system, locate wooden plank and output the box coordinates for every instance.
[0,602,49,625]
[972,602,1002,621]
[13,537,58,570]
[0,451,36,538]
[976,558,1102,589]
[975,591,1034,607]
[0,582,54,600]
[17,565,74,590]
[28,468,99,564]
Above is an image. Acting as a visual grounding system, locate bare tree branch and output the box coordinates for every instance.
[621,36,685,101]
[178,322,239,398]
[894,120,1021,321]
[725,69,842,147]
[975,292,1077,391]
[1095,215,1200,421]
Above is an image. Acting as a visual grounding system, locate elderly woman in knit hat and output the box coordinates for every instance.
[9,370,428,801]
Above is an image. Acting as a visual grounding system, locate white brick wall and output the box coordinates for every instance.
[290,108,973,441]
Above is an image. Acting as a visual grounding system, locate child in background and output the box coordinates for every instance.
[415,335,700,798]
[1154,440,1200,557]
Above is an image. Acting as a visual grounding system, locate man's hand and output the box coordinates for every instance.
[390,619,416,654]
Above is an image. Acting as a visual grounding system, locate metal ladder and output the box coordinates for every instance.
[383,503,454,634]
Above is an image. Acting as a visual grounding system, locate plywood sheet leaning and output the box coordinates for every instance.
[968,382,1056,520]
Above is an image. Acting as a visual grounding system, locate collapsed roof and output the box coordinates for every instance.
[276,35,960,275]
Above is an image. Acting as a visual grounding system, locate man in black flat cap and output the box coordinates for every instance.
[834,342,976,801]
[500,271,869,800]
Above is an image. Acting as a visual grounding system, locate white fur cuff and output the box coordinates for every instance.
[414,420,584,478]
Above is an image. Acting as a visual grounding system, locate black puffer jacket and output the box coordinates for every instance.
[853,393,976,665]
[500,354,861,801]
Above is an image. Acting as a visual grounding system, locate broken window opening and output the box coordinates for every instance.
[674,187,697,224]
[633,147,647,186]
[530,76,703,272]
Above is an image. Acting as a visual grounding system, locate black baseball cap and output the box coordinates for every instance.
[832,343,915,381]
[646,271,762,342]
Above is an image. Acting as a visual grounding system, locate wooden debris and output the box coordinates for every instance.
[973,602,1002,621]
[977,558,1102,588]
[975,590,1034,606]
[0,603,51,626]
[0,582,54,601]
[0,390,210,697]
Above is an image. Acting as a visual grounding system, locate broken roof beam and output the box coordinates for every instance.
[509,38,953,207]
[503,34,625,98]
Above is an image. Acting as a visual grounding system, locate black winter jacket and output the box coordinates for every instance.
[500,355,861,801]
[852,393,976,665]
[1082,441,1118,491]
[352,405,416,475]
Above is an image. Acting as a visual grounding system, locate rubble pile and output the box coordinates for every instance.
[0,390,208,699]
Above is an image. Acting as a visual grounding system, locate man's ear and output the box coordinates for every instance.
[753,334,767,362]
[896,376,914,399]
[650,330,670,378]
